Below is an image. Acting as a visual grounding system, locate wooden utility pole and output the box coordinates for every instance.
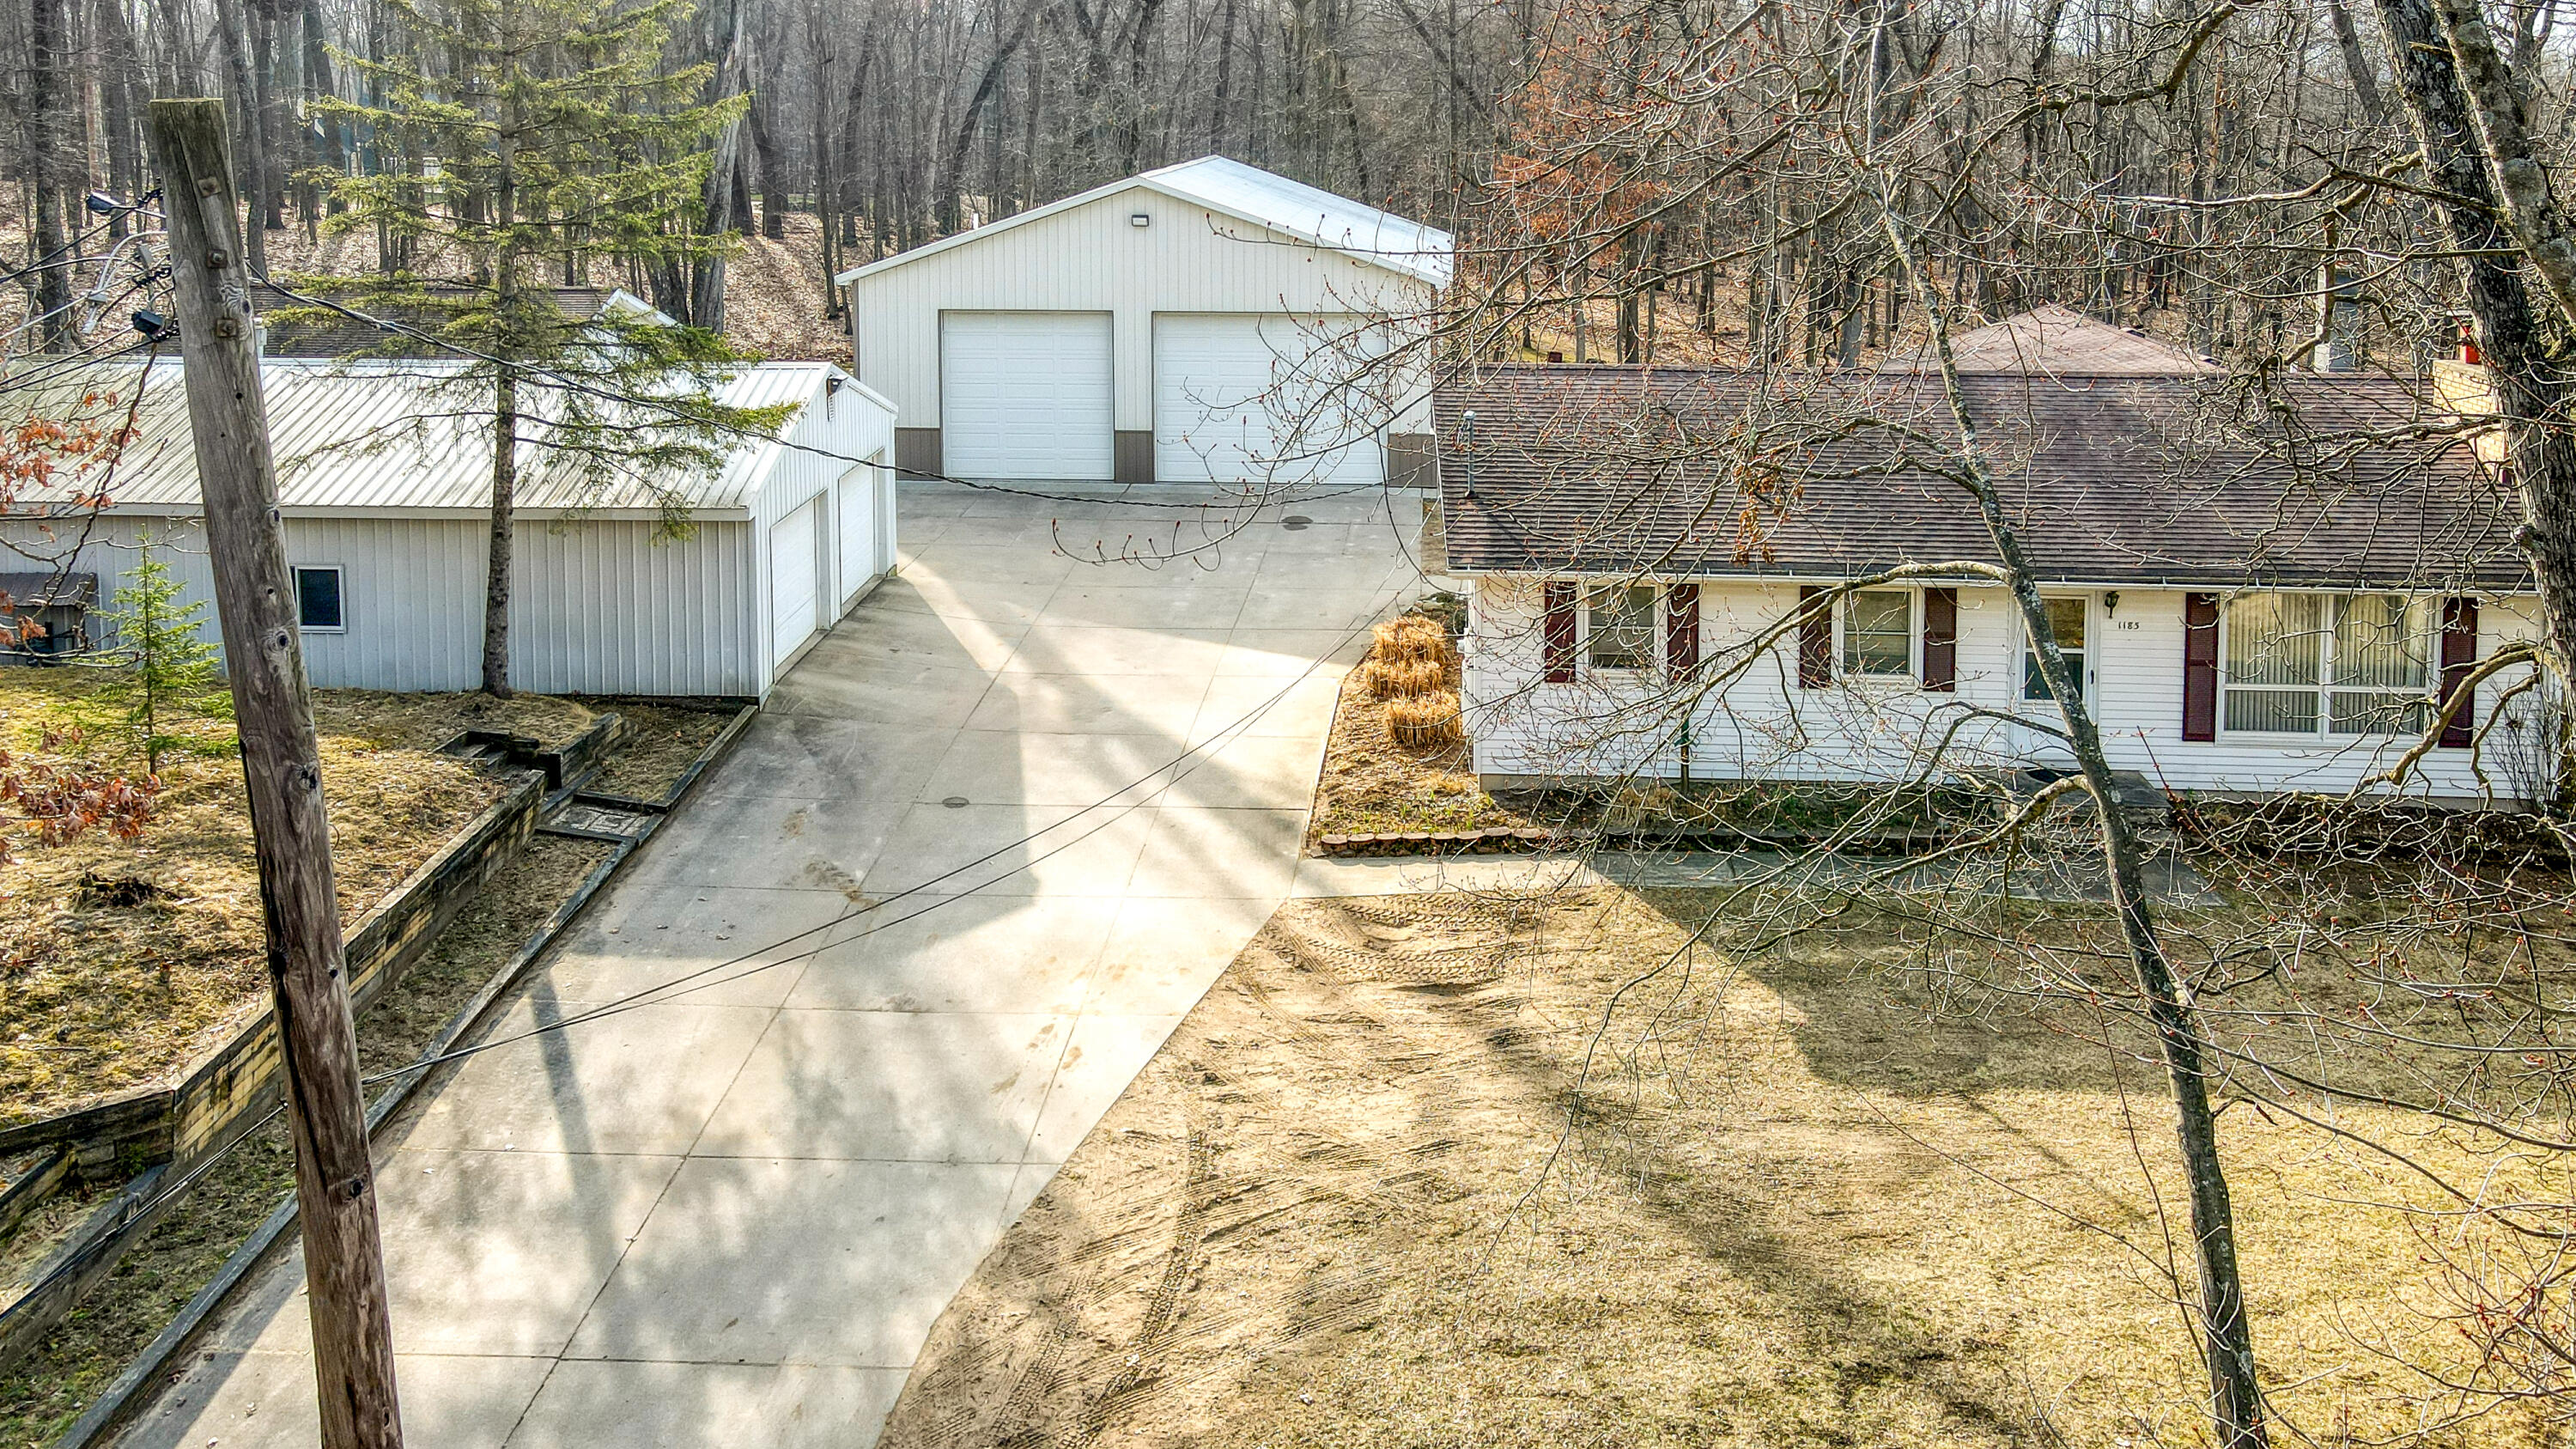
[144,98,404,1449]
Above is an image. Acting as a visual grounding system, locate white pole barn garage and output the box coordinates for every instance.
[838,155,1453,486]
[6,359,897,698]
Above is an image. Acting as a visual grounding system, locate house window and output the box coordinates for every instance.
[2022,597,2088,703]
[1841,589,1913,677]
[294,566,345,632]
[2221,592,2428,735]
[1586,584,1657,670]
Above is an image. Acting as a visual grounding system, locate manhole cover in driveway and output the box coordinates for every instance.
[1280,515,1312,530]
[942,796,970,808]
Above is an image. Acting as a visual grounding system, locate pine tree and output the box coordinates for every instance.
[303,0,793,697]
[94,545,224,775]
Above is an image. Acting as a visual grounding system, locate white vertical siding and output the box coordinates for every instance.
[847,188,1435,433]
[1464,575,2548,802]
[746,371,896,695]
[3,368,897,701]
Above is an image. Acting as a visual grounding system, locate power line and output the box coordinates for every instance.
[361,596,1394,1084]
[236,271,1417,517]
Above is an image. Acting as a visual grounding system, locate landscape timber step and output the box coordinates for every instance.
[541,796,658,842]
[1317,825,1558,857]
[1315,825,1976,858]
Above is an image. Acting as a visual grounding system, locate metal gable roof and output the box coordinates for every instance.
[832,155,1455,288]
[6,358,834,517]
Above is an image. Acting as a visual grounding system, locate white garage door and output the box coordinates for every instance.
[942,312,1115,480]
[770,495,822,667]
[1153,314,1384,486]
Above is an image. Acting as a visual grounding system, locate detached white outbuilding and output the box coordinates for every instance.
[5,358,896,698]
[838,155,1452,486]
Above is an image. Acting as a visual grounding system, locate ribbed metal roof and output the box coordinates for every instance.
[835,155,1455,288]
[6,359,835,516]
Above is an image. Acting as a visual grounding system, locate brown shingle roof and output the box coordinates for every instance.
[1924,304,2216,374]
[1434,365,2524,591]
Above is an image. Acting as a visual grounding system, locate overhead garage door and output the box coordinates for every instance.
[942,311,1115,480]
[1153,314,1384,486]
[770,495,822,667]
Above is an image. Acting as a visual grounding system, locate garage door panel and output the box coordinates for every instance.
[943,312,1115,480]
[1153,314,1382,486]
[770,496,821,668]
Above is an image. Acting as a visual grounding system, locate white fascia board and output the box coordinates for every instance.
[832,174,1449,289]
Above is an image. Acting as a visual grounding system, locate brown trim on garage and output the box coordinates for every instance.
[894,428,942,481]
[1115,431,1156,484]
[1387,433,1436,488]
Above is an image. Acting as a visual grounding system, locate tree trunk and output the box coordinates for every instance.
[213,0,268,272]
[934,5,1032,235]
[2376,0,2576,679]
[483,122,520,698]
[748,94,787,240]
[27,0,75,350]
[1888,217,2269,1449]
[2325,0,2385,121]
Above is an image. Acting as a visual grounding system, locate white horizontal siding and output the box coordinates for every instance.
[1464,575,2548,802]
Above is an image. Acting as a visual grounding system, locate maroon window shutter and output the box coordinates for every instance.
[2439,597,2479,748]
[1921,587,1958,692]
[1796,586,1832,689]
[1665,583,1700,676]
[1542,581,1577,683]
[2182,593,2220,741]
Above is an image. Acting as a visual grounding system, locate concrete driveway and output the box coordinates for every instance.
[123,480,1417,1448]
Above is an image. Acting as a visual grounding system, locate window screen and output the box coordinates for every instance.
[295,566,344,631]
[1585,585,1656,670]
[1842,590,1912,677]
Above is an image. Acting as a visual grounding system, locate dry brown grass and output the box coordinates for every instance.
[0,673,598,1124]
[1311,619,1514,842]
[1385,690,1466,749]
[880,887,2555,1449]
[1370,616,1451,667]
[0,832,616,1447]
[1357,654,1445,700]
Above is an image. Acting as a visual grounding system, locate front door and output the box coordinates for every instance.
[2013,594,2090,764]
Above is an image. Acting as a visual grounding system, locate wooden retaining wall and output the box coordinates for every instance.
[0,766,552,1175]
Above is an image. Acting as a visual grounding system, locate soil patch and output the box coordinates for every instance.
[1309,620,1524,844]
[580,702,734,801]
[0,674,607,1125]
[880,888,2551,1448]
[0,832,615,1447]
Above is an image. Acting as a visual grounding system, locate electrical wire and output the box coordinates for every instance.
[0,264,1452,1289]
[236,272,1417,516]
[6,569,1408,1318]
[361,592,1394,1085]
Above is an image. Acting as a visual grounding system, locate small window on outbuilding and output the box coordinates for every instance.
[295,566,345,632]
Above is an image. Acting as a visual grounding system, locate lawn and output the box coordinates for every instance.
[0,670,714,1125]
[881,886,2561,1448]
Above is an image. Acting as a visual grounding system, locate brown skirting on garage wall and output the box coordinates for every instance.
[1115,431,1156,484]
[895,428,943,480]
[1387,433,1437,488]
